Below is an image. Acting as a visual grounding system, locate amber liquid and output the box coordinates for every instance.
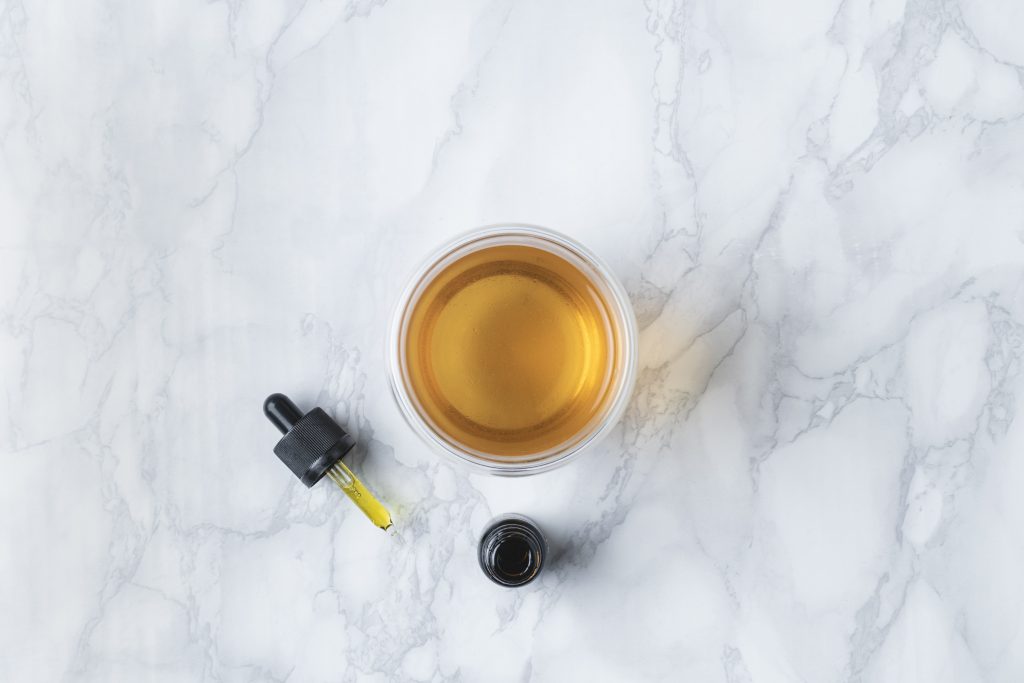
[406,244,620,457]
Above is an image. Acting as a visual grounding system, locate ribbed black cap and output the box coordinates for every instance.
[263,393,356,487]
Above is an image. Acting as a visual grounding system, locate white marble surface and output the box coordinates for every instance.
[2,0,1024,681]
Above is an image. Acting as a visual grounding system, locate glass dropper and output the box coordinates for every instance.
[325,459,392,530]
[264,393,392,531]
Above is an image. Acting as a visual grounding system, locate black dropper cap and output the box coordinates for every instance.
[263,393,356,487]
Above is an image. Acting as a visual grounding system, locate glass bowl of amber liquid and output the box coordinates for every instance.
[387,225,637,475]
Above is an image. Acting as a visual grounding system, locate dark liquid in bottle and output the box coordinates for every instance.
[494,537,533,577]
[479,515,547,587]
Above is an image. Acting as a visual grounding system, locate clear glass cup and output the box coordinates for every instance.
[387,225,638,476]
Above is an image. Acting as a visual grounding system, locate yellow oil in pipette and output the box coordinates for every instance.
[264,393,394,532]
[325,460,392,530]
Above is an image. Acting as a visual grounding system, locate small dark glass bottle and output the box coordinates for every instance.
[478,514,548,587]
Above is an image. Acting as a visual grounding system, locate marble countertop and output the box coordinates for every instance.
[3,0,1024,681]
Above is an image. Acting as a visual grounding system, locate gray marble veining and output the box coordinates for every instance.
[2,0,1023,681]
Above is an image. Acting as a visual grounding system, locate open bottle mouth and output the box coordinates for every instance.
[387,225,638,476]
[478,515,548,587]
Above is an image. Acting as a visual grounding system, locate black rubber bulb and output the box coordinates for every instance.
[264,393,303,434]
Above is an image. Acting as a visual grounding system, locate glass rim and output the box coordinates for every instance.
[386,224,638,476]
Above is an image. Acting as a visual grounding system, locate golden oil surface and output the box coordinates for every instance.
[406,244,618,457]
